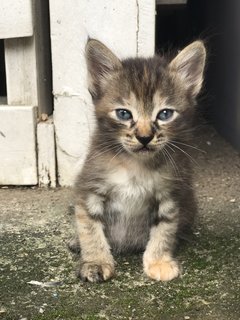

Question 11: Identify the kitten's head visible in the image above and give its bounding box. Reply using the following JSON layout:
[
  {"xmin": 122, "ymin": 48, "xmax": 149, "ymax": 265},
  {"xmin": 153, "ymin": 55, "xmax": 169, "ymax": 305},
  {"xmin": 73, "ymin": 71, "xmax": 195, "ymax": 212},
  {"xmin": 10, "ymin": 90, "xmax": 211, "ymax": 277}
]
[{"xmin": 86, "ymin": 39, "xmax": 206, "ymax": 158}]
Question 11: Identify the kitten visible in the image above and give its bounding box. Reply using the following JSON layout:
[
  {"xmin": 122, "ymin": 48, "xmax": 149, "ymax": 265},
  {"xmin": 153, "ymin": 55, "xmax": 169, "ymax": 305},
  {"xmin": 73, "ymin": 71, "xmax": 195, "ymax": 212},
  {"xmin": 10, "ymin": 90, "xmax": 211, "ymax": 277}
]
[{"xmin": 72, "ymin": 39, "xmax": 206, "ymax": 282}]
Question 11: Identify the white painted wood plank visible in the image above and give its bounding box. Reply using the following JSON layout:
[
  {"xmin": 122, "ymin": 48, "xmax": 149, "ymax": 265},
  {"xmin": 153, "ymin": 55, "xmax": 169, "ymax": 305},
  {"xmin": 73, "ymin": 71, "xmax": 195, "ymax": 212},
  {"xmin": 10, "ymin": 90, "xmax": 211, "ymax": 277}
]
[
  {"xmin": 0, "ymin": 0, "xmax": 33, "ymax": 39},
  {"xmin": 50, "ymin": 0, "xmax": 140, "ymax": 186},
  {"xmin": 5, "ymin": 37, "xmax": 38, "ymax": 106},
  {"xmin": 50, "ymin": 0, "xmax": 137, "ymax": 95},
  {"xmin": 0, "ymin": 106, "xmax": 37, "ymax": 185},
  {"xmin": 37, "ymin": 120, "xmax": 56, "ymax": 187},
  {"xmin": 137, "ymin": 0, "xmax": 155, "ymax": 57},
  {"xmin": 5, "ymin": 2, "xmax": 52, "ymax": 113},
  {"xmin": 53, "ymin": 96, "xmax": 95, "ymax": 186}
]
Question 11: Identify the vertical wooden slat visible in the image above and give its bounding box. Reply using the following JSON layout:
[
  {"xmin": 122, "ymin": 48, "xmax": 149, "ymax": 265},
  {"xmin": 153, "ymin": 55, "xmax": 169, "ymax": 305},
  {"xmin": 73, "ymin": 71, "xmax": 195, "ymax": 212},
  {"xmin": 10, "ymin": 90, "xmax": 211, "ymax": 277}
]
[
  {"xmin": 4, "ymin": 0, "xmax": 52, "ymax": 114},
  {"xmin": 4, "ymin": 37, "xmax": 38, "ymax": 106},
  {"xmin": 37, "ymin": 119, "xmax": 57, "ymax": 187},
  {"xmin": 137, "ymin": 0, "xmax": 155, "ymax": 56}
]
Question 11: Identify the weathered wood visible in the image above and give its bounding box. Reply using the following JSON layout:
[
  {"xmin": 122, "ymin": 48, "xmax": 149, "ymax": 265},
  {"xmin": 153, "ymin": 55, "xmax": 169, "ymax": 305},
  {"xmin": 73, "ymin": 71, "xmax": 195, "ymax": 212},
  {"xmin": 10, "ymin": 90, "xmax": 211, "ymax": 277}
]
[
  {"xmin": 5, "ymin": 1, "xmax": 52, "ymax": 114},
  {"xmin": 4, "ymin": 37, "xmax": 38, "ymax": 106},
  {"xmin": 37, "ymin": 119, "xmax": 56, "ymax": 187},
  {"xmin": 1, "ymin": 1, "xmax": 53, "ymax": 186},
  {"xmin": 0, "ymin": 0, "xmax": 33, "ymax": 39},
  {"xmin": 0, "ymin": 106, "xmax": 38, "ymax": 185},
  {"xmin": 138, "ymin": 0, "xmax": 155, "ymax": 56},
  {"xmin": 53, "ymin": 96, "xmax": 95, "ymax": 186}
]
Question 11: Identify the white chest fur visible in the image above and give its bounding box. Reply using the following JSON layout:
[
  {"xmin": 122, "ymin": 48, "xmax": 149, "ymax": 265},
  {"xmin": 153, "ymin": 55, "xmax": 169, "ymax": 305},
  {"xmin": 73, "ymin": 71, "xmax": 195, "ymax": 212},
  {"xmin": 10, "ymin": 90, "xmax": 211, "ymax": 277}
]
[
  {"xmin": 106, "ymin": 165, "xmax": 161, "ymax": 216},
  {"xmin": 109, "ymin": 167, "xmax": 154, "ymax": 195},
  {"xmin": 105, "ymin": 165, "xmax": 164, "ymax": 250}
]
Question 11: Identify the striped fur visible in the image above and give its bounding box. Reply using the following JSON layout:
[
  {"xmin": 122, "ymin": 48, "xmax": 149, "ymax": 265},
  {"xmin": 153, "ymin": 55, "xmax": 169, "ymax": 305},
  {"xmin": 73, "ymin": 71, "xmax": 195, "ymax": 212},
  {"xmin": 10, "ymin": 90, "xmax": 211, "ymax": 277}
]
[{"xmin": 72, "ymin": 39, "xmax": 206, "ymax": 282}]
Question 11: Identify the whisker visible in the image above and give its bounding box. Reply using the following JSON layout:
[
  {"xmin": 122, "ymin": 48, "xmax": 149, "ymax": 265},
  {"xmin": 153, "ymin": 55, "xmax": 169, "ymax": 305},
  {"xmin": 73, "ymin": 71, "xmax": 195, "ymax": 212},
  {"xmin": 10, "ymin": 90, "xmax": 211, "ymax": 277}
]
[
  {"xmin": 160, "ymin": 148, "xmax": 170, "ymax": 170},
  {"xmin": 88, "ymin": 144, "xmax": 122, "ymax": 161},
  {"xmin": 109, "ymin": 146, "xmax": 125, "ymax": 163},
  {"xmin": 88, "ymin": 145, "xmax": 113, "ymax": 159},
  {"xmin": 163, "ymin": 146, "xmax": 181, "ymax": 179},
  {"xmin": 168, "ymin": 142, "xmax": 199, "ymax": 167},
  {"xmin": 165, "ymin": 144, "xmax": 175, "ymax": 153},
  {"xmin": 170, "ymin": 140, "xmax": 206, "ymax": 153}
]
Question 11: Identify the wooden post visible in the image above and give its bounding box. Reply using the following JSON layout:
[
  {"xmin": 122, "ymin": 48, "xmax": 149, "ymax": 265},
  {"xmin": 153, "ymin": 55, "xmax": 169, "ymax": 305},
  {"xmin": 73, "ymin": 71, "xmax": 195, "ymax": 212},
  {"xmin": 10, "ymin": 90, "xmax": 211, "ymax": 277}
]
[
  {"xmin": 5, "ymin": 37, "xmax": 38, "ymax": 106},
  {"xmin": 1, "ymin": 0, "xmax": 54, "ymax": 186},
  {"xmin": 37, "ymin": 119, "xmax": 57, "ymax": 187},
  {"xmin": 0, "ymin": 106, "xmax": 38, "ymax": 185}
]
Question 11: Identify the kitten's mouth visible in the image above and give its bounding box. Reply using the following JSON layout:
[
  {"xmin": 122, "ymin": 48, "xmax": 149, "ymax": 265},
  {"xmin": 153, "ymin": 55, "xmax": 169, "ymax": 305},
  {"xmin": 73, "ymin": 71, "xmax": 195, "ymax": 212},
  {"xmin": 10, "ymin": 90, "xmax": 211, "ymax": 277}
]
[
  {"xmin": 123, "ymin": 142, "xmax": 157, "ymax": 155},
  {"xmin": 134, "ymin": 146, "xmax": 155, "ymax": 154}
]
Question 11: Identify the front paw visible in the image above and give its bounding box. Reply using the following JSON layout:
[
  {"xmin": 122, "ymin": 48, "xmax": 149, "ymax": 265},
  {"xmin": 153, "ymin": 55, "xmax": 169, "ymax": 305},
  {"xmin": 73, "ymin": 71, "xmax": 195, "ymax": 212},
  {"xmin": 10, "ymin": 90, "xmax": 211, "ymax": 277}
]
[
  {"xmin": 77, "ymin": 262, "xmax": 115, "ymax": 283},
  {"xmin": 143, "ymin": 255, "xmax": 180, "ymax": 281}
]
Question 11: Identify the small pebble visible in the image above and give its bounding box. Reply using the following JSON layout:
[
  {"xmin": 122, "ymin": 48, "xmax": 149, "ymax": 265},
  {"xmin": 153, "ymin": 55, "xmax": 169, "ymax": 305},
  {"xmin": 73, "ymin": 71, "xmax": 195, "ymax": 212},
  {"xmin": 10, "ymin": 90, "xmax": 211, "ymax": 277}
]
[
  {"xmin": 39, "ymin": 308, "xmax": 44, "ymax": 314},
  {"xmin": 0, "ymin": 308, "xmax": 6, "ymax": 314}
]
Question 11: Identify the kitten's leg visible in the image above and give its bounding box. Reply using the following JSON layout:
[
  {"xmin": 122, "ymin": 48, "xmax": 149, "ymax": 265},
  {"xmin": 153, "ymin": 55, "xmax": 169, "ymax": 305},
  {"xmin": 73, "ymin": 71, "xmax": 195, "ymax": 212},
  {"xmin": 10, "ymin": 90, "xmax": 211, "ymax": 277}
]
[
  {"xmin": 143, "ymin": 199, "xmax": 180, "ymax": 281},
  {"xmin": 68, "ymin": 236, "xmax": 80, "ymax": 253},
  {"xmin": 75, "ymin": 205, "xmax": 115, "ymax": 282}
]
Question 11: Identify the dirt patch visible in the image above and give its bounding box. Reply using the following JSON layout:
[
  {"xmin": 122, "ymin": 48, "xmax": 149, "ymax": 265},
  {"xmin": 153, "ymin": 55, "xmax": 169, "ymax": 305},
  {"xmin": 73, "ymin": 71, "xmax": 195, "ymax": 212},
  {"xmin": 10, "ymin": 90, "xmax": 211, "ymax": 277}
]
[{"xmin": 0, "ymin": 126, "xmax": 239, "ymax": 320}]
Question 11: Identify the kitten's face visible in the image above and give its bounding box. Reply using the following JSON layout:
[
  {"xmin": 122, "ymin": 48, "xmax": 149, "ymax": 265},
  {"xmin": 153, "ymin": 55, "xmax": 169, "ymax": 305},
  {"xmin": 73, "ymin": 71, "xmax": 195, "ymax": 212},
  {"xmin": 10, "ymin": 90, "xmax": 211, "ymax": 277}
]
[
  {"xmin": 86, "ymin": 39, "xmax": 206, "ymax": 158},
  {"xmin": 104, "ymin": 89, "xmax": 188, "ymax": 157}
]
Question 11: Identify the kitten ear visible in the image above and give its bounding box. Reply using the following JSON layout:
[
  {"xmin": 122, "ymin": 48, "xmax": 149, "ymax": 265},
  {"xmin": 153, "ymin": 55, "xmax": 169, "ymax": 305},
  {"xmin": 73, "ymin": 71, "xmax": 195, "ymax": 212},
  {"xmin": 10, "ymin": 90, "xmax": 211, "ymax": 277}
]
[
  {"xmin": 85, "ymin": 39, "xmax": 122, "ymax": 98},
  {"xmin": 169, "ymin": 41, "xmax": 206, "ymax": 97}
]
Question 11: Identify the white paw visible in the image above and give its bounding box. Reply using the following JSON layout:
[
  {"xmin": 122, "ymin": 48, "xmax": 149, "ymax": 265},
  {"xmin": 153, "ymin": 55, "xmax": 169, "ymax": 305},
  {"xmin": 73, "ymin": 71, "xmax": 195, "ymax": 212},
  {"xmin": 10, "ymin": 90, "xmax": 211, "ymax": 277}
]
[{"xmin": 144, "ymin": 256, "xmax": 180, "ymax": 281}]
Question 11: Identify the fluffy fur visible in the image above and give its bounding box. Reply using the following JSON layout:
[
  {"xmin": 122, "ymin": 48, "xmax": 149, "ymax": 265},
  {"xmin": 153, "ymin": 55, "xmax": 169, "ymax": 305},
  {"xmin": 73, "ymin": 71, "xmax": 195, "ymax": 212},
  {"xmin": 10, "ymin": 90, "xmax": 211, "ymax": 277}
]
[{"xmin": 71, "ymin": 39, "xmax": 206, "ymax": 282}]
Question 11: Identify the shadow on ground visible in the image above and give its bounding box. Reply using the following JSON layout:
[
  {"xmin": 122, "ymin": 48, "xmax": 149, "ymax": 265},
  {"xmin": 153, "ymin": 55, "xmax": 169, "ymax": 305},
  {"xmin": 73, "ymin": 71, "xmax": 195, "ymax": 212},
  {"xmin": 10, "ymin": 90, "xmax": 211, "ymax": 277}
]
[{"xmin": 0, "ymin": 126, "xmax": 239, "ymax": 320}]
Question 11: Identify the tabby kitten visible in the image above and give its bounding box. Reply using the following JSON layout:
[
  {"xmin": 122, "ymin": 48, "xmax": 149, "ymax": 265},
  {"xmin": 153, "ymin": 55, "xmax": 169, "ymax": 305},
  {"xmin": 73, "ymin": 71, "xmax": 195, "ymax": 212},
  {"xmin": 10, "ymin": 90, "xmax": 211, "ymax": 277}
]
[{"xmin": 72, "ymin": 39, "xmax": 206, "ymax": 282}]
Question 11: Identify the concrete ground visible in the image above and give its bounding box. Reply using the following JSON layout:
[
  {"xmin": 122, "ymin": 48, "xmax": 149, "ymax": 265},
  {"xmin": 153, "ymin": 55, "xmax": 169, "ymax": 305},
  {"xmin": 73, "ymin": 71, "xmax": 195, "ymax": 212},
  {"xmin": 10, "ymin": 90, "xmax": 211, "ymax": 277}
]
[{"xmin": 0, "ymin": 126, "xmax": 239, "ymax": 320}]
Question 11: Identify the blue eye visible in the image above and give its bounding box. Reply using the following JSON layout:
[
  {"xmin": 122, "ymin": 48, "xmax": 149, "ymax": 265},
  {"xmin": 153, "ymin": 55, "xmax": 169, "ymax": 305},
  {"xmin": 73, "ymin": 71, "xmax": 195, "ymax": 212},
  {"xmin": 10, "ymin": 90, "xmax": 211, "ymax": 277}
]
[
  {"xmin": 157, "ymin": 109, "xmax": 174, "ymax": 121},
  {"xmin": 116, "ymin": 109, "xmax": 132, "ymax": 121}
]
